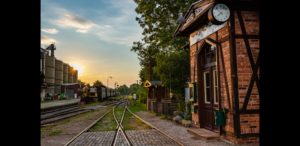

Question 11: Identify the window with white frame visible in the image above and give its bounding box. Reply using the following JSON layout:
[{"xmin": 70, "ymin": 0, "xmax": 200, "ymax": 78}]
[
  {"xmin": 213, "ymin": 69, "xmax": 219, "ymax": 104},
  {"xmin": 204, "ymin": 71, "xmax": 211, "ymax": 104}
]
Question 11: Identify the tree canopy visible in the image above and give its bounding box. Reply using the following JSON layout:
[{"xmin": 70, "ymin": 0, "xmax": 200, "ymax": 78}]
[
  {"xmin": 131, "ymin": 0, "xmax": 194, "ymax": 97},
  {"xmin": 93, "ymin": 80, "xmax": 103, "ymax": 87}
]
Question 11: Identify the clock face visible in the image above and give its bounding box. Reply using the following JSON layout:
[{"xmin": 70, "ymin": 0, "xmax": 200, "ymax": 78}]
[{"xmin": 212, "ymin": 4, "xmax": 230, "ymax": 22}]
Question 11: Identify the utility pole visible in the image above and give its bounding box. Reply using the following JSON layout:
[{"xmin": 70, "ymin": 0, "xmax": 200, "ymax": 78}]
[{"xmin": 107, "ymin": 76, "xmax": 112, "ymax": 88}]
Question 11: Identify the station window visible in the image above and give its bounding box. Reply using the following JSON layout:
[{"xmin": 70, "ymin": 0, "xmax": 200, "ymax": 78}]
[
  {"xmin": 204, "ymin": 71, "xmax": 211, "ymax": 104},
  {"xmin": 213, "ymin": 69, "xmax": 219, "ymax": 104}
]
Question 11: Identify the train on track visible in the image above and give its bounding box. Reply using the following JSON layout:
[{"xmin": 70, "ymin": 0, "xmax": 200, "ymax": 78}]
[{"xmin": 82, "ymin": 84, "xmax": 117, "ymax": 103}]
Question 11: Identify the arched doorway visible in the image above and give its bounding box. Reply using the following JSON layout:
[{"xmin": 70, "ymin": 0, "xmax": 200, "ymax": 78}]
[{"xmin": 197, "ymin": 42, "xmax": 219, "ymax": 131}]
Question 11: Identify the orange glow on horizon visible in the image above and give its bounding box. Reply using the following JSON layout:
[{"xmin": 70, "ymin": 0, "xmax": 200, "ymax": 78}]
[{"xmin": 70, "ymin": 63, "xmax": 84, "ymax": 77}]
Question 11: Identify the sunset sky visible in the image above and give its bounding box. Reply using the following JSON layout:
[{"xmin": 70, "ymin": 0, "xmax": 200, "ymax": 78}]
[{"xmin": 41, "ymin": 0, "xmax": 143, "ymax": 87}]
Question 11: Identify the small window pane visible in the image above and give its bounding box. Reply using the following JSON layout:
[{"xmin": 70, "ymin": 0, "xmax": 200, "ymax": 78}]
[
  {"xmin": 206, "ymin": 87, "xmax": 211, "ymax": 102},
  {"xmin": 205, "ymin": 73, "xmax": 210, "ymax": 87},
  {"xmin": 204, "ymin": 72, "xmax": 211, "ymax": 103}
]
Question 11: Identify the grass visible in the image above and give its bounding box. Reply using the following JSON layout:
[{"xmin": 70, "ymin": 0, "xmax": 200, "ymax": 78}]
[
  {"xmin": 127, "ymin": 95, "xmax": 133, "ymax": 100},
  {"xmin": 88, "ymin": 106, "xmax": 124, "ymax": 131},
  {"xmin": 41, "ymin": 106, "xmax": 112, "ymax": 137},
  {"xmin": 49, "ymin": 129, "xmax": 62, "ymax": 136},
  {"xmin": 88, "ymin": 111, "xmax": 117, "ymax": 131},
  {"xmin": 124, "ymin": 100, "xmax": 150, "ymax": 130},
  {"xmin": 123, "ymin": 112, "xmax": 151, "ymax": 130},
  {"xmin": 160, "ymin": 115, "xmax": 167, "ymax": 120},
  {"xmin": 41, "ymin": 126, "xmax": 63, "ymax": 137},
  {"xmin": 128, "ymin": 100, "xmax": 146, "ymax": 113},
  {"xmin": 89, "ymin": 103, "xmax": 150, "ymax": 131}
]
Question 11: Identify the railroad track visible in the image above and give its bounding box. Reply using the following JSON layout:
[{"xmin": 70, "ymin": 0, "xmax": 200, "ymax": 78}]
[
  {"xmin": 65, "ymin": 99, "xmax": 183, "ymax": 146},
  {"xmin": 41, "ymin": 104, "xmax": 89, "ymax": 125},
  {"xmin": 64, "ymin": 99, "xmax": 126, "ymax": 146},
  {"xmin": 41, "ymin": 99, "xmax": 121, "ymax": 125},
  {"xmin": 111, "ymin": 100, "xmax": 132, "ymax": 146}
]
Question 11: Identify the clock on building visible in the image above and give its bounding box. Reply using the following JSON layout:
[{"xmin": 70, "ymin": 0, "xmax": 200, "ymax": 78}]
[{"xmin": 208, "ymin": 3, "xmax": 230, "ymax": 24}]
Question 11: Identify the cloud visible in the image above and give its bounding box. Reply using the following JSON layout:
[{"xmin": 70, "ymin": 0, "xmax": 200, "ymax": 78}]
[
  {"xmin": 55, "ymin": 13, "xmax": 95, "ymax": 33},
  {"xmin": 41, "ymin": 28, "xmax": 59, "ymax": 34},
  {"xmin": 90, "ymin": 1, "xmax": 143, "ymax": 46},
  {"xmin": 41, "ymin": 36, "xmax": 57, "ymax": 46},
  {"xmin": 43, "ymin": 0, "xmax": 142, "ymax": 46},
  {"xmin": 104, "ymin": 25, "xmax": 112, "ymax": 28}
]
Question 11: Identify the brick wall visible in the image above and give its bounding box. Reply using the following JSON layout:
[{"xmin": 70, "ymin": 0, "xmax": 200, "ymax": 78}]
[
  {"xmin": 228, "ymin": 10, "xmax": 259, "ymax": 144},
  {"xmin": 185, "ymin": 1, "xmax": 259, "ymax": 143}
]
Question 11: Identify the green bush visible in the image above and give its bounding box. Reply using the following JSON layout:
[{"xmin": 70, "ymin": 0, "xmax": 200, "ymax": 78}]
[
  {"xmin": 176, "ymin": 94, "xmax": 185, "ymax": 113},
  {"xmin": 183, "ymin": 101, "xmax": 192, "ymax": 120}
]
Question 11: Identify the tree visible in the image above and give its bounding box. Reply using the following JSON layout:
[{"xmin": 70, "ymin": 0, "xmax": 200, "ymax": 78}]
[
  {"xmin": 93, "ymin": 80, "xmax": 103, "ymax": 87},
  {"xmin": 154, "ymin": 49, "xmax": 189, "ymax": 97},
  {"xmin": 131, "ymin": 42, "xmax": 160, "ymax": 81},
  {"xmin": 132, "ymin": 0, "xmax": 193, "ymax": 81},
  {"xmin": 133, "ymin": 0, "xmax": 194, "ymax": 51},
  {"xmin": 132, "ymin": 0, "xmax": 194, "ymax": 110},
  {"xmin": 117, "ymin": 84, "xmax": 130, "ymax": 95},
  {"xmin": 128, "ymin": 83, "xmax": 147, "ymax": 104}
]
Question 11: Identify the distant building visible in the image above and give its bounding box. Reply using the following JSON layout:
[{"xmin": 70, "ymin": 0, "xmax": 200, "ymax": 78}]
[
  {"xmin": 40, "ymin": 44, "xmax": 79, "ymax": 101},
  {"xmin": 144, "ymin": 80, "xmax": 177, "ymax": 115}
]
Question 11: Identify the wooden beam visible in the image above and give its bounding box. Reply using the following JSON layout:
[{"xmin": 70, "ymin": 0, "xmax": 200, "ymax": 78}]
[
  {"xmin": 241, "ymin": 56, "xmax": 260, "ymax": 112},
  {"xmin": 236, "ymin": 11, "xmax": 255, "ymax": 73},
  {"xmin": 217, "ymin": 36, "xmax": 230, "ymax": 44},
  {"xmin": 205, "ymin": 37, "xmax": 218, "ymax": 46},
  {"xmin": 236, "ymin": 11, "xmax": 260, "ymax": 91},
  {"xmin": 229, "ymin": 10, "xmax": 241, "ymax": 137},
  {"xmin": 218, "ymin": 43, "xmax": 232, "ymax": 112},
  {"xmin": 216, "ymin": 32, "xmax": 224, "ymax": 135},
  {"xmin": 236, "ymin": 11, "xmax": 260, "ymax": 113}
]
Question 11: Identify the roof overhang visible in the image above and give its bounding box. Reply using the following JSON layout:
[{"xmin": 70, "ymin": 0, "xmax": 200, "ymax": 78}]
[
  {"xmin": 174, "ymin": 0, "xmax": 215, "ymax": 37},
  {"xmin": 61, "ymin": 83, "xmax": 79, "ymax": 86}
]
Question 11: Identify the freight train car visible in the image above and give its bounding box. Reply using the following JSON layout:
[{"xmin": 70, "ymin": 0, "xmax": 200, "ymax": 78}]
[
  {"xmin": 101, "ymin": 87, "xmax": 107, "ymax": 99},
  {"xmin": 106, "ymin": 88, "xmax": 111, "ymax": 97},
  {"xmin": 95, "ymin": 85, "xmax": 107, "ymax": 101}
]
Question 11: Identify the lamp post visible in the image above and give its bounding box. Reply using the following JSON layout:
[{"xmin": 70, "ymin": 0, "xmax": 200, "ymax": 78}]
[{"xmin": 107, "ymin": 76, "xmax": 112, "ymax": 88}]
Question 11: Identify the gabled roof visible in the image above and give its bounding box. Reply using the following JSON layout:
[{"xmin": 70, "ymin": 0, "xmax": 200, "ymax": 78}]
[{"xmin": 174, "ymin": 0, "xmax": 214, "ymax": 37}]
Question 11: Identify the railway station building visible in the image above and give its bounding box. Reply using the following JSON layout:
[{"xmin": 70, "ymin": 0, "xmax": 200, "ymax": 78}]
[{"xmin": 175, "ymin": 0, "xmax": 260, "ymax": 144}]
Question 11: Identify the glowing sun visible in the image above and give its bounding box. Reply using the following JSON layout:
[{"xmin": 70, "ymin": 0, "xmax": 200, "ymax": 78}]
[{"xmin": 70, "ymin": 63, "xmax": 84, "ymax": 76}]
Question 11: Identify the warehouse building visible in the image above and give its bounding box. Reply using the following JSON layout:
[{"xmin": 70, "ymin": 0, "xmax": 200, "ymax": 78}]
[{"xmin": 40, "ymin": 44, "xmax": 79, "ymax": 101}]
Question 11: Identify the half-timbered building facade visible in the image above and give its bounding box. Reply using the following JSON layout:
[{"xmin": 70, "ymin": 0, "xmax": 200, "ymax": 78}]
[{"xmin": 175, "ymin": 0, "xmax": 259, "ymax": 144}]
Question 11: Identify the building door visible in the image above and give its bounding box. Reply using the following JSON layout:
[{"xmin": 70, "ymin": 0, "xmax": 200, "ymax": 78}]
[{"xmin": 198, "ymin": 43, "xmax": 219, "ymax": 131}]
